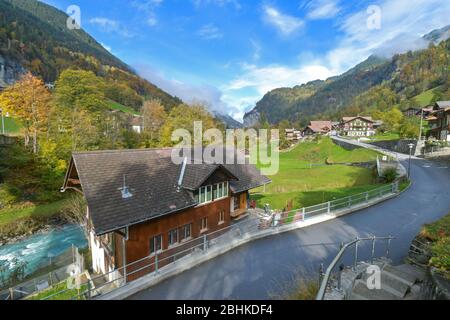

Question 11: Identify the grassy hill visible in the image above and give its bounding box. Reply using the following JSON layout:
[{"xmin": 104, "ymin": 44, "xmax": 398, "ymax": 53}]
[
  {"xmin": 252, "ymin": 137, "xmax": 382, "ymax": 209},
  {"xmin": 107, "ymin": 100, "xmax": 140, "ymax": 116}
]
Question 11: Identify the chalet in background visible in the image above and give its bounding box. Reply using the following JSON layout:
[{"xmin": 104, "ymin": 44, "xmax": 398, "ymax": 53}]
[
  {"xmin": 62, "ymin": 148, "xmax": 270, "ymax": 281},
  {"xmin": 403, "ymin": 107, "xmax": 420, "ymax": 118},
  {"xmin": 339, "ymin": 116, "xmax": 376, "ymax": 137},
  {"xmin": 303, "ymin": 121, "xmax": 333, "ymax": 136},
  {"xmin": 427, "ymin": 101, "xmax": 450, "ymax": 141},
  {"xmin": 285, "ymin": 128, "xmax": 302, "ymax": 141}
]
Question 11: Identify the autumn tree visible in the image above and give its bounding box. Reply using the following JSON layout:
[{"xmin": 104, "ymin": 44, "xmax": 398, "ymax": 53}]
[
  {"xmin": 160, "ymin": 103, "xmax": 219, "ymax": 146},
  {"xmin": 141, "ymin": 99, "xmax": 167, "ymax": 144},
  {"xmin": 0, "ymin": 72, "xmax": 51, "ymax": 153}
]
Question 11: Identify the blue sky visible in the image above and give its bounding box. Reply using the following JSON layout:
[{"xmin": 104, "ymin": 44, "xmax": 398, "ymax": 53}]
[{"xmin": 41, "ymin": 0, "xmax": 450, "ymax": 121}]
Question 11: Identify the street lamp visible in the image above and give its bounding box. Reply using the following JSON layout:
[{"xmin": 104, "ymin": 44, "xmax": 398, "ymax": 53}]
[{"xmin": 408, "ymin": 143, "xmax": 415, "ymax": 179}]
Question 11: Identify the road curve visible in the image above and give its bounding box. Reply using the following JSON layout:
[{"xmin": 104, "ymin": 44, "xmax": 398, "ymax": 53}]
[{"xmin": 129, "ymin": 157, "xmax": 450, "ymax": 300}]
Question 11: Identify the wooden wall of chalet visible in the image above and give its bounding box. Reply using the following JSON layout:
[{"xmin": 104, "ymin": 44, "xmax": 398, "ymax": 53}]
[{"xmin": 125, "ymin": 196, "xmax": 232, "ymax": 281}]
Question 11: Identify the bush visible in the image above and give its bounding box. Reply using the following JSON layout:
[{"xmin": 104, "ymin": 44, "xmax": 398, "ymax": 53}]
[
  {"xmin": 0, "ymin": 185, "xmax": 21, "ymax": 208},
  {"xmin": 382, "ymin": 168, "xmax": 398, "ymax": 183}
]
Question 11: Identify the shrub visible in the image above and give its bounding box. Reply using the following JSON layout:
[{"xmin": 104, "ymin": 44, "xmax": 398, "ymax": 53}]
[{"xmin": 382, "ymin": 168, "xmax": 398, "ymax": 183}]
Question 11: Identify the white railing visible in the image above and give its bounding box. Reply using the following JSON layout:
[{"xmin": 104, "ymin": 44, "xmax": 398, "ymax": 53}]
[{"xmin": 35, "ymin": 182, "xmax": 399, "ymax": 300}]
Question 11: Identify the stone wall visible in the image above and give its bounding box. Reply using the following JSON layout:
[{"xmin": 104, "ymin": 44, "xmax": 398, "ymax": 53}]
[
  {"xmin": 369, "ymin": 139, "xmax": 418, "ymax": 155},
  {"xmin": 0, "ymin": 135, "xmax": 16, "ymax": 146}
]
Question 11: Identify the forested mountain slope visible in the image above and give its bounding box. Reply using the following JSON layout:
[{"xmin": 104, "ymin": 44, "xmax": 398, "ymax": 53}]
[
  {"xmin": 0, "ymin": 0, "xmax": 182, "ymax": 111},
  {"xmin": 244, "ymin": 26, "xmax": 450, "ymax": 126}
]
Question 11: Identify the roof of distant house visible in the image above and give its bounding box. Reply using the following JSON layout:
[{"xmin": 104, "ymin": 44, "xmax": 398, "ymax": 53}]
[
  {"xmin": 342, "ymin": 116, "xmax": 374, "ymax": 123},
  {"xmin": 63, "ymin": 148, "xmax": 271, "ymax": 235},
  {"xmin": 436, "ymin": 101, "xmax": 450, "ymax": 109},
  {"xmin": 307, "ymin": 121, "xmax": 332, "ymax": 133}
]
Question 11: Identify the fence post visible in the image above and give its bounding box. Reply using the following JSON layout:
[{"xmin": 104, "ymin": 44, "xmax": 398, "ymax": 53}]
[
  {"xmin": 353, "ymin": 238, "xmax": 359, "ymax": 271},
  {"xmin": 87, "ymin": 279, "xmax": 91, "ymax": 299},
  {"xmin": 318, "ymin": 263, "xmax": 324, "ymax": 287},
  {"xmin": 203, "ymin": 234, "xmax": 207, "ymax": 252},
  {"xmin": 365, "ymin": 192, "xmax": 369, "ymax": 202},
  {"xmin": 327, "ymin": 201, "xmax": 331, "ymax": 214},
  {"xmin": 371, "ymin": 237, "xmax": 376, "ymax": 264},
  {"xmin": 348, "ymin": 196, "xmax": 352, "ymax": 207},
  {"xmin": 155, "ymin": 254, "xmax": 159, "ymax": 274},
  {"xmin": 386, "ymin": 237, "xmax": 392, "ymax": 259},
  {"xmin": 302, "ymin": 207, "xmax": 306, "ymax": 221},
  {"xmin": 337, "ymin": 264, "xmax": 345, "ymax": 290}
]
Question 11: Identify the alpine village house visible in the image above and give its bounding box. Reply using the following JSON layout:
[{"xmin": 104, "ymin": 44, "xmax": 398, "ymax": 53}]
[
  {"xmin": 340, "ymin": 116, "xmax": 376, "ymax": 137},
  {"xmin": 62, "ymin": 148, "xmax": 270, "ymax": 282}
]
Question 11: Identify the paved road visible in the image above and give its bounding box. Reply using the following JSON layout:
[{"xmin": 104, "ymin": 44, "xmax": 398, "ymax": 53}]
[{"xmin": 129, "ymin": 157, "xmax": 450, "ymax": 300}]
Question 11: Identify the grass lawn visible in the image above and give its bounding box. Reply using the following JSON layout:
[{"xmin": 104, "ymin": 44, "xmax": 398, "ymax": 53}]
[
  {"xmin": 367, "ymin": 132, "xmax": 400, "ymax": 142},
  {"xmin": 27, "ymin": 281, "xmax": 88, "ymax": 300},
  {"xmin": 0, "ymin": 199, "xmax": 68, "ymax": 226},
  {"xmin": 252, "ymin": 137, "xmax": 382, "ymax": 210},
  {"xmin": 1, "ymin": 117, "xmax": 21, "ymax": 135},
  {"xmin": 413, "ymin": 87, "xmax": 441, "ymax": 107},
  {"xmin": 107, "ymin": 100, "xmax": 140, "ymax": 116}
]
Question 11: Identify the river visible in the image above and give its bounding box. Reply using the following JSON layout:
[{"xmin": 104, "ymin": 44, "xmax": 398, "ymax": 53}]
[{"xmin": 0, "ymin": 224, "xmax": 87, "ymax": 279}]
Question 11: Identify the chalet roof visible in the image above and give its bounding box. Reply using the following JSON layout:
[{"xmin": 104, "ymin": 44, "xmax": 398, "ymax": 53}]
[
  {"xmin": 436, "ymin": 101, "xmax": 450, "ymax": 109},
  {"xmin": 63, "ymin": 148, "xmax": 271, "ymax": 235},
  {"xmin": 342, "ymin": 116, "xmax": 374, "ymax": 123},
  {"xmin": 308, "ymin": 121, "xmax": 332, "ymax": 133}
]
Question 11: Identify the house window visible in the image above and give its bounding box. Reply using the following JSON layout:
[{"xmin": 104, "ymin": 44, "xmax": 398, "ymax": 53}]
[
  {"xmin": 218, "ymin": 210, "xmax": 225, "ymax": 225},
  {"xmin": 168, "ymin": 229, "xmax": 178, "ymax": 247},
  {"xmin": 150, "ymin": 234, "xmax": 163, "ymax": 255},
  {"xmin": 180, "ymin": 224, "xmax": 192, "ymax": 242},
  {"xmin": 196, "ymin": 182, "xmax": 229, "ymax": 205},
  {"xmin": 200, "ymin": 217, "xmax": 208, "ymax": 232}
]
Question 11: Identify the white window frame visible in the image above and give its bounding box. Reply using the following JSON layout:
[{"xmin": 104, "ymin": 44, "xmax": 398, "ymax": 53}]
[
  {"xmin": 180, "ymin": 223, "xmax": 192, "ymax": 243},
  {"xmin": 218, "ymin": 210, "xmax": 225, "ymax": 225},
  {"xmin": 150, "ymin": 234, "xmax": 163, "ymax": 255},
  {"xmin": 168, "ymin": 229, "xmax": 178, "ymax": 248},
  {"xmin": 200, "ymin": 217, "xmax": 208, "ymax": 233}
]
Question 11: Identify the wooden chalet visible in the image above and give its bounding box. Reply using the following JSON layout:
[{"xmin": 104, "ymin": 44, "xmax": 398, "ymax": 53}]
[{"xmin": 62, "ymin": 148, "xmax": 270, "ymax": 281}]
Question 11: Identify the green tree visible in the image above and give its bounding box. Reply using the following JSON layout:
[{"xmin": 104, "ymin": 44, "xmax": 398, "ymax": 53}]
[{"xmin": 54, "ymin": 69, "xmax": 108, "ymax": 151}]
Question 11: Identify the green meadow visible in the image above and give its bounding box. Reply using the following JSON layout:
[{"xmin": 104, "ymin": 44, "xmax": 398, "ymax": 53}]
[{"xmin": 252, "ymin": 137, "xmax": 383, "ymax": 210}]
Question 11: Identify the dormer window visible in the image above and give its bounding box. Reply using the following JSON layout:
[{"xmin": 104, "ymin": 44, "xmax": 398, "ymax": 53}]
[{"xmin": 195, "ymin": 181, "xmax": 229, "ymax": 205}]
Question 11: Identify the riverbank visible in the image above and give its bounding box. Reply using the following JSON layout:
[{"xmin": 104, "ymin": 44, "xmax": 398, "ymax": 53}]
[{"xmin": 0, "ymin": 211, "xmax": 69, "ymax": 246}]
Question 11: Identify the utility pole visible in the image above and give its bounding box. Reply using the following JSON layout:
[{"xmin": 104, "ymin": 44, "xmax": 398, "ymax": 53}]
[
  {"xmin": 0, "ymin": 108, "xmax": 4, "ymax": 135},
  {"xmin": 418, "ymin": 109, "xmax": 424, "ymax": 141}
]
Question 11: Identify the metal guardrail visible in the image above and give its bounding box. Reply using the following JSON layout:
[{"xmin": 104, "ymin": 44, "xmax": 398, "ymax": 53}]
[
  {"xmin": 34, "ymin": 182, "xmax": 399, "ymax": 300},
  {"xmin": 315, "ymin": 236, "xmax": 395, "ymax": 300}
]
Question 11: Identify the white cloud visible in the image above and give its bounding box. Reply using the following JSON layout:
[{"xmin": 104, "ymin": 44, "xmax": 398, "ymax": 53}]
[
  {"xmin": 100, "ymin": 42, "xmax": 112, "ymax": 52},
  {"xmin": 89, "ymin": 18, "xmax": 134, "ymax": 37},
  {"xmin": 197, "ymin": 24, "xmax": 223, "ymax": 40},
  {"xmin": 225, "ymin": 63, "xmax": 333, "ymax": 95},
  {"xmin": 250, "ymin": 39, "xmax": 261, "ymax": 61},
  {"xmin": 262, "ymin": 5, "xmax": 304, "ymax": 36},
  {"xmin": 135, "ymin": 64, "xmax": 243, "ymax": 121},
  {"xmin": 131, "ymin": 0, "xmax": 163, "ymax": 27},
  {"xmin": 302, "ymin": 0, "xmax": 341, "ymax": 20},
  {"xmin": 328, "ymin": 0, "xmax": 450, "ymax": 73}
]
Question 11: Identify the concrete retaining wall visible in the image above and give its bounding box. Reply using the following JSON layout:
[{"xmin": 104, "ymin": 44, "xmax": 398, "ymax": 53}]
[{"xmin": 369, "ymin": 140, "xmax": 417, "ymax": 155}]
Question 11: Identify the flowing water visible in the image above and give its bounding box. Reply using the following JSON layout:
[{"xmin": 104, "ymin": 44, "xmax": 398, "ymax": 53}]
[{"xmin": 0, "ymin": 224, "xmax": 87, "ymax": 279}]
